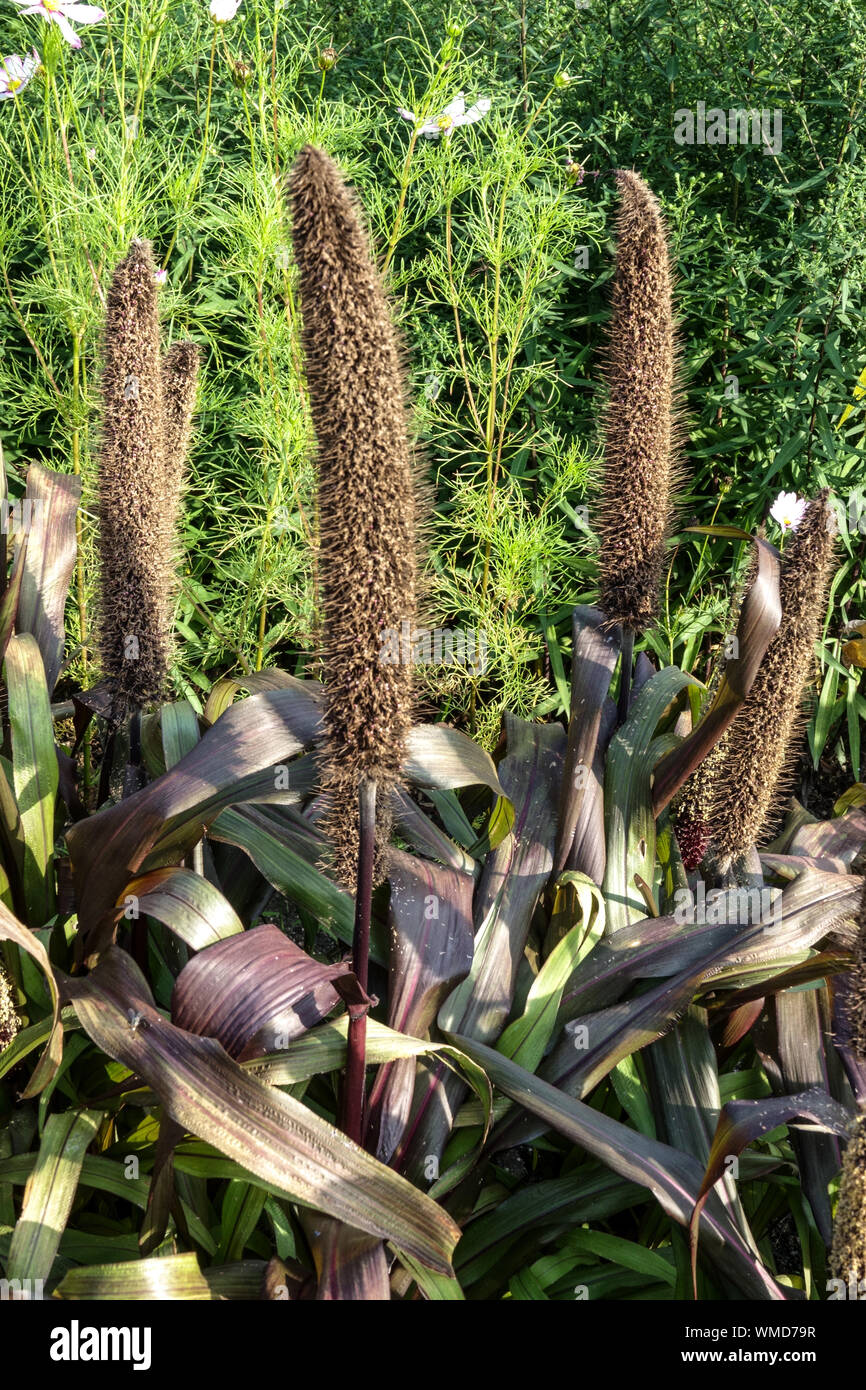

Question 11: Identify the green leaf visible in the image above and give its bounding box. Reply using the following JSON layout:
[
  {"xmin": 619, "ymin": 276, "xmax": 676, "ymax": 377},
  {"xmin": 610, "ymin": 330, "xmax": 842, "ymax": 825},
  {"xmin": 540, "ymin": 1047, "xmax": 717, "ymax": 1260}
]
[
  {"xmin": 603, "ymin": 667, "xmax": 690, "ymax": 931},
  {"xmin": 498, "ymin": 871, "xmax": 604, "ymax": 1073},
  {"xmin": 54, "ymin": 1252, "xmax": 212, "ymax": 1300},
  {"xmin": 124, "ymin": 867, "xmax": 245, "ymax": 951},
  {"xmin": 7, "ymin": 1110, "xmax": 102, "ymax": 1283},
  {"xmin": 209, "ymin": 805, "xmax": 359, "ymax": 952},
  {"xmin": 160, "ymin": 700, "xmax": 202, "ymax": 768},
  {"xmin": 4, "ymin": 633, "xmax": 58, "ymax": 924},
  {"xmin": 403, "ymin": 723, "xmax": 514, "ymax": 845},
  {"xmin": 0, "ymin": 901, "xmax": 64, "ymax": 1094},
  {"xmin": 448, "ymin": 1035, "xmax": 786, "ymax": 1300}
]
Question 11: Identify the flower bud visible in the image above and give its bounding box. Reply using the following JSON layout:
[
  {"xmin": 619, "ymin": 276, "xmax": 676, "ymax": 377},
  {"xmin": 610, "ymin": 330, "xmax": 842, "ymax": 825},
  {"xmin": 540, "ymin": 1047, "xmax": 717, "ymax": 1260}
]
[
  {"xmin": 554, "ymin": 70, "xmax": 573, "ymax": 89},
  {"xmin": 317, "ymin": 46, "xmax": 338, "ymax": 72},
  {"xmin": 230, "ymin": 56, "xmax": 253, "ymax": 87}
]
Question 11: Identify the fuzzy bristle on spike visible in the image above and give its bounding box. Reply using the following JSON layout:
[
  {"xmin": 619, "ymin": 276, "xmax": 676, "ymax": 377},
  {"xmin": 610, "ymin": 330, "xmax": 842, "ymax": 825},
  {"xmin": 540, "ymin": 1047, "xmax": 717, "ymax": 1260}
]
[
  {"xmin": 845, "ymin": 880, "xmax": 866, "ymax": 1064},
  {"xmin": 0, "ymin": 962, "xmax": 18, "ymax": 1051},
  {"xmin": 161, "ymin": 341, "xmax": 200, "ymax": 490},
  {"xmin": 96, "ymin": 241, "xmax": 197, "ymax": 722},
  {"xmin": 598, "ymin": 170, "xmax": 681, "ymax": 634},
  {"xmin": 830, "ymin": 1115, "xmax": 866, "ymax": 1286},
  {"xmin": 684, "ymin": 492, "xmax": 836, "ymax": 871},
  {"xmin": 289, "ymin": 146, "xmax": 416, "ymax": 887}
]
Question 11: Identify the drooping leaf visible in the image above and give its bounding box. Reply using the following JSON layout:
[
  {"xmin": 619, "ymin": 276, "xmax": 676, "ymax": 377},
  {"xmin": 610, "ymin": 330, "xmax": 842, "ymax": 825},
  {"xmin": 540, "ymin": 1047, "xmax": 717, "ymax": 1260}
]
[
  {"xmin": 171, "ymin": 923, "xmax": 356, "ymax": 1060},
  {"xmin": 402, "ymin": 723, "xmax": 513, "ymax": 848},
  {"xmin": 785, "ymin": 808, "xmax": 866, "ymax": 871},
  {"xmin": 688, "ymin": 1087, "xmax": 852, "ymax": 1291},
  {"xmin": 500, "ymin": 868, "xmax": 862, "ymax": 1150},
  {"xmin": 0, "ymin": 900, "xmax": 63, "ymax": 1094},
  {"xmin": 60, "ymin": 948, "xmax": 460, "ymax": 1274},
  {"xmin": 66, "ymin": 688, "xmax": 323, "ymax": 960},
  {"xmin": 202, "ymin": 669, "xmax": 324, "ymax": 730},
  {"xmin": 391, "ymin": 787, "xmax": 477, "ymax": 874},
  {"xmin": 121, "ymin": 867, "xmax": 245, "ymax": 951}
]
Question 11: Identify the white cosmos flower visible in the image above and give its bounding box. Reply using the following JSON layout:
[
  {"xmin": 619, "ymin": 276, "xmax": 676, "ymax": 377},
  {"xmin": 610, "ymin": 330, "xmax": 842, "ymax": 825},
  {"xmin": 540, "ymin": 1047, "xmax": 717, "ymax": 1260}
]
[
  {"xmin": 769, "ymin": 491, "xmax": 808, "ymax": 532},
  {"xmin": 209, "ymin": 0, "xmax": 240, "ymax": 20},
  {"xmin": 10, "ymin": 0, "xmax": 105, "ymax": 50},
  {"xmin": 0, "ymin": 49, "xmax": 40, "ymax": 99},
  {"xmin": 397, "ymin": 92, "xmax": 492, "ymax": 141}
]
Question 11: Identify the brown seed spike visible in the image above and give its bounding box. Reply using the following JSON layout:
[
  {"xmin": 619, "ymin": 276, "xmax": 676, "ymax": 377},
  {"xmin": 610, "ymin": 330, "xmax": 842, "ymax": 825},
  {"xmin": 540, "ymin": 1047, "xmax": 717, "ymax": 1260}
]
[
  {"xmin": 691, "ymin": 492, "xmax": 837, "ymax": 871},
  {"xmin": 598, "ymin": 170, "xmax": 681, "ymax": 633},
  {"xmin": 830, "ymin": 1115, "xmax": 866, "ymax": 1286},
  {"xmin": 97, "ymin": 239, "xmax": 172, "ymax": 721},
  {"xmin": 162, "ymin": 342, "xmax": 200, "ymax": 493},
  {"xmin": 846, "ymin": 881, "xmax": 866, "ymax": 1063},
  {"xmin": 289, "ymin": 146, "xmax": 416, "ymax": 887},
  {"xmin": 0, "ymin": 962, "xmax": 18, "ymax": 1051}
]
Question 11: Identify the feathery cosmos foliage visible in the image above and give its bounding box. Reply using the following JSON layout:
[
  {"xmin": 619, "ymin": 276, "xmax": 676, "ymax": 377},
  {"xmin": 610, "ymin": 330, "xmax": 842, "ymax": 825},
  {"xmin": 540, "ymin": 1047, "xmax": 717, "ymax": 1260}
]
[
  {"xmin": 831, "ymin": 1116, "xmax": 866, "ymax": 1284},
  {"xmin": 96, "ymin": 241, "xmax": 198, "ymax": 721},
  {"xmin": 289, "ymin": 146, "xmax": 416, "ymax": 887},
  {"xmin": 682, "ymin": 493, "xmax": 836, "ymax": 871},
  {"xmin": 598, "ymin": 169, "xmax": 680, "ymax": 634}
]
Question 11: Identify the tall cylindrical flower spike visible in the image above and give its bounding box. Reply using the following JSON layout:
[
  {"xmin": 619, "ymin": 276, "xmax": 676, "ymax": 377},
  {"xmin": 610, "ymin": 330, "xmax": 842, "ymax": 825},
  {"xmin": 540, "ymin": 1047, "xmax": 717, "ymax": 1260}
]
[
  {"xmin": 96, "ymin": 239, "xmax": 171, "ymax": 721},
  {"xmin": 846, "ymin": 881, "xmax": 866, "ymax": 1063},
  {"xmin": 289, "ymin": 145, "xmax": 416, "ymax": 889},
  {"xmin": 685, "ymin": 493, "xmax": 836, "ymax": 872},
  {"xmin": 830, "ymin": 1115, "xmax": 866, "ymax": 1286},
  {"xmin": 161, "ymin": 342, "xmax": 200, "ymax": 492},
  {"xmin": 598, "ymin": 170, "xmax": 680, "ymax": 637},
  {"xmin": 158, "ymin": 339, "xmax": 200, "ymax": 582}
]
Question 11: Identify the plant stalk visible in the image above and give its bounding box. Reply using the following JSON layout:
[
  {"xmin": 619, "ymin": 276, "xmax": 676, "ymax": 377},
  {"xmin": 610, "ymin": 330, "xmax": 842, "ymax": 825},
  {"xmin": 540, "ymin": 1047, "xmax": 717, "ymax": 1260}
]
[
  {"xmin": 340, "ymin": 776, "xmax": 377, "ymax": 1146},
  {"xmin": 617, "ymin": 626, "xmax": 634, "ymax": 725}
]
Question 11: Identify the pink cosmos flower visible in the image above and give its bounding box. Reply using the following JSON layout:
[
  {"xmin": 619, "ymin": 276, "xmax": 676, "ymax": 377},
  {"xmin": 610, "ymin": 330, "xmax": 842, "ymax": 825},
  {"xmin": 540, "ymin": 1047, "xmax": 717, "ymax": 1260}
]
[
  {"xmin": 0, "ymin": 49, "xmax": 40, "ymax": 99},
  {"xmin": 10, "ymin": 0, "xmax": 106, "ymax": 51}
]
